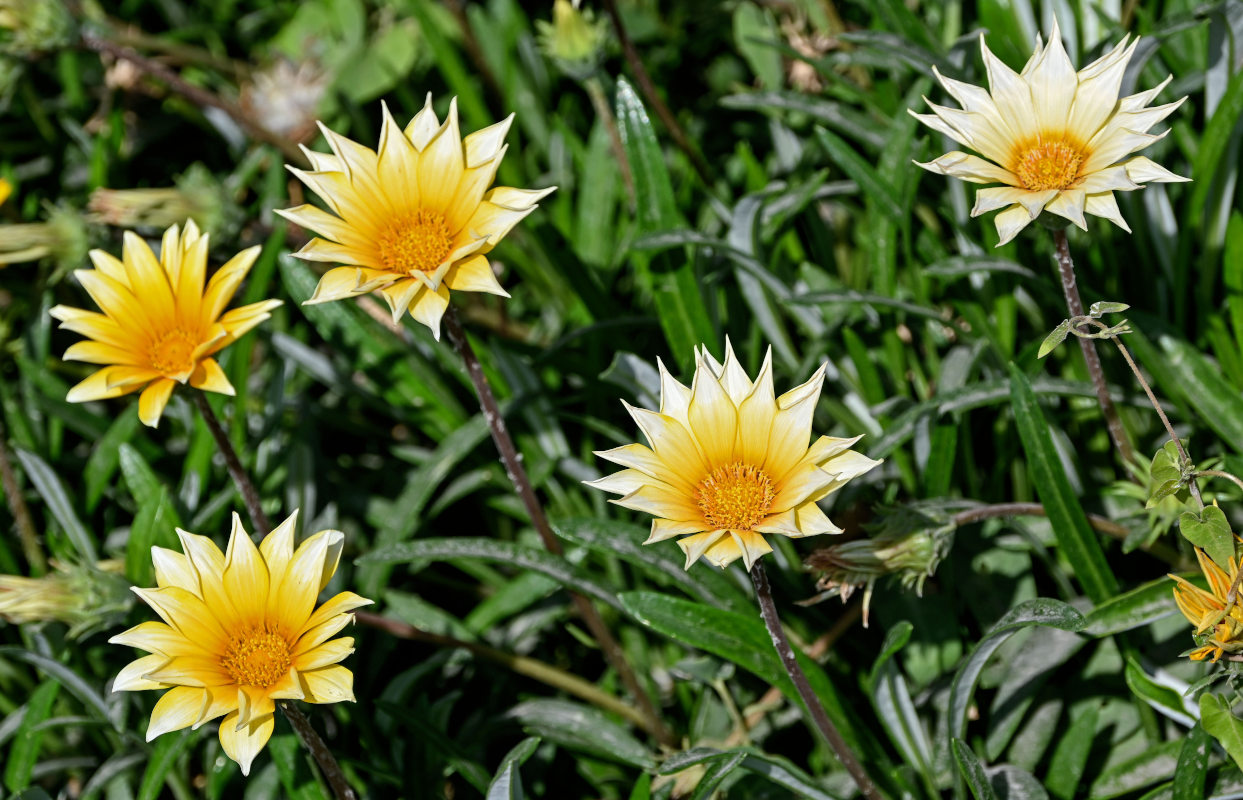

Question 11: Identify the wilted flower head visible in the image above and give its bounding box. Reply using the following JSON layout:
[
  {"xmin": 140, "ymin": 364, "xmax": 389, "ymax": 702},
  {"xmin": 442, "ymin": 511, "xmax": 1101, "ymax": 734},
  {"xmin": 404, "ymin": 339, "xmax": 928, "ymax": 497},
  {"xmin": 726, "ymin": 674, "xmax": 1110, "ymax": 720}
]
[
  {"xmin": 110, "ymin": 511, "xmax": 372, "ymax": 775},
  {"xmin": 911, "ymin": 21, "xmax": 1188, "ymax": 245},
  {"xmin": 278, "ymin": 96, "xmax": 554, "ymax": 338},
  {"xmin": 1171, "ymin": 548, "xmax": 1243, "ymax": 663},
  {"xmin": 587, "ymin": 342, "xmax": 880, "ymax": 570},
  {"xmin": 240, "ymin": 58, "xmax": 329, "ymax": 144},
  {"xmin": 537, "ymin": 0, "xmax": 609, "ymax": 81},
  {"xmin": 0, "ymin": 560, "xmax": 131, "ymax": 637},
  {"xmin": 88, "ymin": 164, "xmax": 241, "ymax": 240},
  {"xmin": 50, "ymin": 220, "xmax": 282, "ymax": 427}
]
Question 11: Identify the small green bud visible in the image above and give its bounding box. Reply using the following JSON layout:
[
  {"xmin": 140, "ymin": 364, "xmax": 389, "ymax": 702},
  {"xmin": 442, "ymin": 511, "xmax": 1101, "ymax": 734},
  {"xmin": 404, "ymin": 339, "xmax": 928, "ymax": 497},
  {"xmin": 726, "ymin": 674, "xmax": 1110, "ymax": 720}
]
[
  {"xmin": 0, "ymin": 201, "xmax": 90, "ymax": 272},
  {"xmin": 537, "ymin": 0, "xmax": 609, "ymax": 82},
  {"xmin": 0, "ymin": 0, "xmax": 74, "ymax": 58}
]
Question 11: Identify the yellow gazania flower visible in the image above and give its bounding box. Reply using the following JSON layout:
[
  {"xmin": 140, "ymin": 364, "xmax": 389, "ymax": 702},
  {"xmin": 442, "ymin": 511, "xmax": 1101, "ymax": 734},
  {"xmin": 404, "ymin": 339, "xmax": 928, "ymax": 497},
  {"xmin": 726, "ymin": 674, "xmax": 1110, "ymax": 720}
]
[
  {"xmin": 1170, "ymin": 548, "xmax": 1243, "ymax": 663},
  {"xmin": 277, "ymin": 95, "xmax": 555, "ymax": 339},
  {"xmin": 110, "ymin": 511, "xmax": 372, "ymax": 775},
  {"xmin": 49, "ymin": 221, "xmax": 282, "ymax": 428},
  {"xmin": 587, "ymin": 343, "xmax": 880, "ymax": 570},
  {"xmin": 911, "ymin": 21, "xmax": 1188, "ymax": 246}
]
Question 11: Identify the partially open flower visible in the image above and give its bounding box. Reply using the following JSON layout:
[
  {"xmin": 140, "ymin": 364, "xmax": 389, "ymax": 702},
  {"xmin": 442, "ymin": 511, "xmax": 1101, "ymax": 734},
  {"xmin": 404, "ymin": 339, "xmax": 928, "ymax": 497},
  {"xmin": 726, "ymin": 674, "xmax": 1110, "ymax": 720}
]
[
  {"xmin": 1171, "ymin": 548, "xmax": 1243, "ymax": 663},
  {"xmin": 911, "ymin": 21, "xmax": 1188, "ymax": 245},
  {"xmin": 88, "ymin": 163, "xmax": 241, "ymax": 240},
  {"xmin": 587, "ymin": 342, "xmax": 880, "ymax": 570}
]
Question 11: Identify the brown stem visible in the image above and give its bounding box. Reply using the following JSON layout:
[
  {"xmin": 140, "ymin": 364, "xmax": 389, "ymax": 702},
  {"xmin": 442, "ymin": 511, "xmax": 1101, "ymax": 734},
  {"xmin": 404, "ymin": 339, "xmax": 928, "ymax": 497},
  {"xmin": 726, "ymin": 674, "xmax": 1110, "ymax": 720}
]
[
  {"xmin": 1052, "ymin": 229, "xmax": 1134, "ymax": 465},
  {"xmin": 279, "ymin": 702, "xmax": 357, "ymax": 800},
  {"xmin": 355, "ymin": 610, "xmax": 651, "ymax": 733},
  {"xmin": 192, "ymin": 392, "xmax": 272, "ymax": 535},
  {"xmin": 79, "ymin": 33, "xmax": 309, "ymax": 167},
  {"xmin": 583, "ymin": 76, "xmax": 636, "ymax": 208},
  {"xmin": 0, "ymin": 428, "xmax": 44, "ymax": 574},
  {"xmin": 600, "ymin": 0, "xmax": 712, "ymax": 184},
  {"xmin": 952, "ymin": 501, "xmax": 1184, "ymax": 567},
  {"xmin": 441, "ymin": 308, "xmax": 675, "ymax": 748},
  {"xmin": 750, "ymin": 562, "xmax": 882, "ymax": 800}
]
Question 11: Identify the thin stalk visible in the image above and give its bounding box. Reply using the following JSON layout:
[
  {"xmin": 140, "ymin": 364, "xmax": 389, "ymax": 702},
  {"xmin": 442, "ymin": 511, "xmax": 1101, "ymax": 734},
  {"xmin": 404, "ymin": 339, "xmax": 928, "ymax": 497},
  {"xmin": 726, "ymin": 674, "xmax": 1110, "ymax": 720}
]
[
  {"xmin": 583, "ymin": 76, "xmax": 635, "ymax": 207},
  {"xmin": 749, "ymin": 562, "xmax": 882, "ymax": 800},
  {"xmin": 355, "ymin": 610, "xmax": 651, "ymax": 734},
  {"xmin": 441, "ymin": 308, "xmax": 676, "ymax": 747},
  {"xmin": 1052, "ymin": 229, "xmax": 1134, "ymax": 465},
  {"xmin": 1196, "ymin": 470, "xmax": 1243, "ymax": 494},
  {"xmin": 279, "ymin": 702, "xmax": 358, "ymax": 800},
  {"xmin": 192, "ymin": 392, "xmax": 272, "ymax": 535},
  {"xmin": 0, "ymin": 428, "xmax": 44, "ymax": 574}
]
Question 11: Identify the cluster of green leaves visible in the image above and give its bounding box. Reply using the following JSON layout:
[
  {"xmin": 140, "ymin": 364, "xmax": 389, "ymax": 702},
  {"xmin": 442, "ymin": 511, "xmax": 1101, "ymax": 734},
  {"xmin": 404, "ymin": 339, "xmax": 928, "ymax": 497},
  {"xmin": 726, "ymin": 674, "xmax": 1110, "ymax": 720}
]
[{"xmin": 2, "ymin": 0, "xmax": 1243, "ymax": 797}]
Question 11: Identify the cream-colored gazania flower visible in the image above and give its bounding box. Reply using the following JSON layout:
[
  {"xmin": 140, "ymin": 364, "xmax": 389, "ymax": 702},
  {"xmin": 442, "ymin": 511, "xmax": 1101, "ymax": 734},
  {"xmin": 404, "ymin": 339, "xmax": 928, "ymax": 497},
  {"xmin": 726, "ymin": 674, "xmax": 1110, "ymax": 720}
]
[
  {"xmin": 110, "ymin": 511, "xmax": 372, "ymax": 775},
  {"xmin": 49, "ymin": 221, "xmax": 282, "ymax": 427},
  {"xmin": 587, "ymin": 343, "xmax": 880, "ymax": 570},
  {"xmin": 911, "ymin": 21, "xmax": 1188, "ymax": 246},
  {"xmin": 1170, "ymin": 548, "xmax": 1243, "ymax": 663},
  {"xmin": 277, "ymin": 95, "xmax": 555, "ymax": 338}
]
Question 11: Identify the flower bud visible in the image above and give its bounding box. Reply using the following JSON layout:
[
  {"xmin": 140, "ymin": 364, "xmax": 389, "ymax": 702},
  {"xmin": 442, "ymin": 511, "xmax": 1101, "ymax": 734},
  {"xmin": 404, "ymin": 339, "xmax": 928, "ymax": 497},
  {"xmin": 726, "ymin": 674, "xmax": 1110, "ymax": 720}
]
[{"xmin": 537, "ymin": 0, "xmax": 609, "ymax": 82}]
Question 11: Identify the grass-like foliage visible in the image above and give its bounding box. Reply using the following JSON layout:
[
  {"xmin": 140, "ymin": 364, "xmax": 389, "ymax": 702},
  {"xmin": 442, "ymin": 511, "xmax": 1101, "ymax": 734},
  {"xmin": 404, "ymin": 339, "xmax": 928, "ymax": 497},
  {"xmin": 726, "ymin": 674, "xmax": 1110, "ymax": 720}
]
[{"xmin": 1, "ymin": 0, "xmax": 1242, "ymax": 798}]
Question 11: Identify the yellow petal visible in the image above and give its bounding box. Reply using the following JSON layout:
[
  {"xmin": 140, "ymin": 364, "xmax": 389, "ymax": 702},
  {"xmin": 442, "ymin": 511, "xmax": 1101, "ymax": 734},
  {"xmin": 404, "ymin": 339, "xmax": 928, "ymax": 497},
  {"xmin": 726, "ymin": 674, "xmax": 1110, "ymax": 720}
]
[
  {"xmin": 223, "ymin": 513, "xmax": 270, "ymax": 625},
  {"xmin": 409, "ymin": 283, "xmax": 450, "ymax": 339},
  {"xmin": 110, "ymin": 621, "xmax": 211, "ymax": 658},
  {"xmin": 147, "ymin": 686, "xmax": 210, "ymax": 741},
  {"xmin": 189, "ymin": 359, "xmax": 236, "ymax": 396},
  {"xmin": 295, "ymin": 590, "xmax": 372, "ymax": 642},
  {"xmin": 687, "ymin": 354, "xmax": 739, "ymax": 467},
  {"xmin": 218, "ymin": 708, "xmax": 274, "ymax": 776},
  {"xmin": 299, "ymin": 664, "xmax": 356, "ymax": 704},
  {"xmin": 294, "ymin": 637, "xmax": 355, "ymax": 671},
  {"xmin": 152, "ymin": 547, "xmax": 199, "ymax": 593},
  {"xmin": 259, "ymin": 511, "xmax": 300, "ymax": 597},
  {"xmin": 418, "ymin": 98, "xmax": 464, "ymax": 213},
  {"xmin": 443, "ymin": 255, "xmax": 508, "ymax": 297},
  {"xmin": 138, "ymin": 378, "xmax": 178, "ymax": 428},
  {"xmin": 675, "ymin": 530, "xmax": 729, "ymax": 570},
  {"xmin": 112, "ymin": 653, "xmax": 171, "ymax": 692}
]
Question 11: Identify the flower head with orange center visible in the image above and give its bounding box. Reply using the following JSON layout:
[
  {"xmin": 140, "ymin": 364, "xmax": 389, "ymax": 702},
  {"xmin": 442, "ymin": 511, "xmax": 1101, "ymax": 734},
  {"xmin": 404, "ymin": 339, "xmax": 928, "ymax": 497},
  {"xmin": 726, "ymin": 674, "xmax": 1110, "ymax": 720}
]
[
  {"xmin": 49, "ymin": 220, "xmax": 282, "ymax": 427},
  {"xmin": 277, "ymin": 95, "xmax": 555, "ymax": 339},
  {"xmin": 587, "ymin": 342, "xmax": 881, "ymax": 570},
  {"xmin": 911, "ymin": 21, "xmax": 1189, "ymax": 246},
  {"xmin": 1170, "ymin": 548, "xmax": 1243, "ymax": 662},
  {"xmin": 109, "ymin": 511, "xmax": 372, "ymax": 775}
]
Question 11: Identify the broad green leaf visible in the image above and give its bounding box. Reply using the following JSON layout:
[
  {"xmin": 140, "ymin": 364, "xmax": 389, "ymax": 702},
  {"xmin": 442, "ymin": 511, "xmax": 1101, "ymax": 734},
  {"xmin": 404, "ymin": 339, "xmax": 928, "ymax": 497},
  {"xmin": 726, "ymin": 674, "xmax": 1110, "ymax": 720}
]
[
  {"xmin": 1089, "ymin": 739, "xmax": 1181, "ymax": 799},
  {"xmin": 947, "ymin": 598, "xmax": 1085, "ymax": 743},
  {"xmin": 4, "ymin": 679, "xmax": 59, "ymax": 793},
  {"xmin": 1083, "ymin": 577, "xmax": 1179, "ymax": 637},
  {"xmin": 1009, "ymin": 366, "xmax": 1117, "ymax": 602},
  {"xmin": 358, "ymin": 538, "xmax": 623, "ymax": 612},
  {"xmin": 1045, "ymin": 706, "xmax": 1098, "ymax": 800},
  {"xmin": 487, "ymin": 737, "xmax": 540, "ymax": 800},
  {"xmin": 867, "ymin": 622, "xmax": 932, "ymax": 781},
  {"xmin": 953, "ymin": 739, "xmax": 1000, "ymax": 800},
  {"xmin": 1179, "ymin": 505, "xmax": 1235, "ymax": 567},
  {"xmin": 14, "ymin": 448, "xmax": 96, "ymax": 564},
  {"xmin": 1173, "ymin": 723, "xmax": 1211, "ymax": 800},
  {"xmin": 1200, "ymin": 694, "xmax": 1243, "ymax": 771},
  {"xmin": 506, "ymin": 699, "xmax": 654, "ymax": 769}
]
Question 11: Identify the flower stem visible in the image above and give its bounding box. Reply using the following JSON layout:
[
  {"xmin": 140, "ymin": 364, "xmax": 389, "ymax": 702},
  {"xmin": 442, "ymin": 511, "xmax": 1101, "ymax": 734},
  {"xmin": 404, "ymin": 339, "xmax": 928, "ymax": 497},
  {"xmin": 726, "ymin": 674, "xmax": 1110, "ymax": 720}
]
[
  {"xmin": 192, "ymin": 392, "xmax": 272, "ymax": 535},
  {"xmin": 749, "ymin": 562, "xmax": 882, "ymax": 800},
  {"xmin": 583, "ymin": 76, "xmax": 635, "ymax": 207},
  {"xmin": 441, "ymin": 307, "xmax": 676, "ymax": 748},
  {"xmin": 1052, "ymin": 229, "xmax": 1134, "ymax": 465},
  {"xmin": 279, "ymin": 701, "xmax": 357, "ymax": 800},
  {"xmin": 0, "ymin": 426, "xmax": 44, "ymax": 574}
]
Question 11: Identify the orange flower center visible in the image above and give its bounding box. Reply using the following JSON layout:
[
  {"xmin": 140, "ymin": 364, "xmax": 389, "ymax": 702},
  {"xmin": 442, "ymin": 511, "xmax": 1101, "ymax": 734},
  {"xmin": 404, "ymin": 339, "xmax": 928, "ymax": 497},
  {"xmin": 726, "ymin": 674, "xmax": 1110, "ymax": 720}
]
[
  {"xmin": 221, "ymin": 627, "xmax": 292, "ymax": 689},
  {"xmin": 694, "ymin": 462, "xmax": 775, "ymax": 531},
  {"xmin": 1013, "ymin": 138, "xmax": 1085, "ymax": 191},
  {"xmin": 377, "ymin": 209, "xmax": 452, "ymax": 274},
  {"xmin": 148, "ymin": 329, "xmax": 197, "ymax": 375}
]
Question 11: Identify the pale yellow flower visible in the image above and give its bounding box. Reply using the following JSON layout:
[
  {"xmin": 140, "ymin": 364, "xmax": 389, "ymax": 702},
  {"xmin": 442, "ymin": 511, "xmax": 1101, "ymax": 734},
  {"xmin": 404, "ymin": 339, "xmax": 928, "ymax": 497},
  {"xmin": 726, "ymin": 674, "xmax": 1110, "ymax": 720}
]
[
  {"xmin": 110, "ymin": 511, "xmax": 372, "ymax": 775},
  {"xmin": 1170, "ymin": 548, "xmax": 1243, "ymax": 663},
  {"xmin": 587, "ymin": 343, "xmax": 880, "ymax": 570},
  {"xmin": 49, "ymin": 220, "xmax": 282, "ymax": 427},
  {"xmin": 911, "ymin": 21, "xmax": 1188, "ymax": 246},
  {"xmin": 277, "ymin": 96, "xmax": 554, "ymax": 338}
]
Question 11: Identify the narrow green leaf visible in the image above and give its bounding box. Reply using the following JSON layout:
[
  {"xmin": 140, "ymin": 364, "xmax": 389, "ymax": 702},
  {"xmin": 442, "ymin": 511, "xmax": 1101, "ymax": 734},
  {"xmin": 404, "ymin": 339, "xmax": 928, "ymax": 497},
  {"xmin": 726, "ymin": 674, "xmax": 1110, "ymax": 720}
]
[
  {"xmin": 126, "ymin": 487, "xmax": 181, "ymax": 587},
  {"xmin": 1038, "ymin": 321, "xmax": 1071, "ymax": 359},
  {"xmin": 1173, "ymin": 723, "xmax": 1211, "ymax": 800},
  {"xmin": 952, "ymin": 739, "xmax": 1000, "ymax": 800},
  {"xmin": 137, "ymin": 730, "xmax": 197, "ymax": 800},
  {"xmin": 506, "ymin": 699, "xmax": 655, "ymax": 769},
  {"xmin": 1083, "ymin": 577, "xmax": 1179, "ymax": 637},
  {"xmin": 1045, "ymin": 706, "xmax": 1098, "ymax": 800},
  {"xmin": 1200, "ymin": 694, "xmax": 1243, "ymax": 771},
  {"xmin": 4, "ymin": 679, "xmax": 59, "ymax": 793},
  {"xmin": 1009, "ymin": 366, "xmax": 1117, "ymax": 602},
  {"xmin": 14, "ymin": 448, "xmax": 97, "ymax": 563},
  {"xmin": 487, "ymin": 737, "xmax": 540, "ymax": 800},
  {"xmin": 84, "ymin": 411, "xmax": 141, "ymax": 511},
  {"xmin": 357, "ymin": 538, "xmax": 623, "ymax": 611},
  {"xmin": 689, "ymin": 750, "xmax": 746, "ymax": 800},
  {"xmin": 814, "ymin": 126, "xmax": 902, "ymax": 219},
  {"xmin": 119, "ymin": 443, "xmax": 166, "ymax": 515},
  {"xmin": 1089, "ymin": 302, "xmax": 1130, "ymax": 317},
  {"xmin": 1089, "ymin": 739, "xmax": 1181, "ymax": 799},
  {"xmin": 0, "ymin": 648, "xmax": 115, "ymax": 727},
  {"xmin": 1124, "ymin": 656, "xmax": 1193, "ymax": 724},
  {"xmin": 1160, "ymin": 335, "xmax": 1243, "ymax": 454}
]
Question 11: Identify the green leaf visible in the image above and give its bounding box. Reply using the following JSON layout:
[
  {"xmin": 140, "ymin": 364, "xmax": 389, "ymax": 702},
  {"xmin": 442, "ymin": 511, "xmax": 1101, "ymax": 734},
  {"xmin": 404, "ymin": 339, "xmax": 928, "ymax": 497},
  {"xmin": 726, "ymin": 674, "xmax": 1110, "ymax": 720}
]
[
  {"xmin": 1180, "ymin": 505, "xmax": 1236, "ymax": 568},
  {"xmin": 119, "ymin": 443, "xmax": 166, "ymax": 514},
  {"xmin": 1124, "ymin": 656, "xmax": 1193, "ymax": 724},
  {"xmin": 1009, "ymin": 365, "xmax": 1117, "ymax": 602},
  {"xmin": 1088, "ymin": 301, "xmax": 1130, "ymax": 317},
  {"xmin": 0, "ymin": 648, "xmax": 115, "ymax": 728},
  {"xmin": 126, "ymin": 486, "xmax": 182, "ymax": 587},
  {"xmin": 1160, "ymin": 335, "xmax": 1243, "ymax": 454},
  {"xmin": 1172, "ymin": 723, "xmax": 1211, "ymax": 800},
  {"xmin": 506, "ymin": 699, "xmax": 654, "ymax": 769},
  {"xmin": 659, "ymin": 748, "xmax": 846, "ymax": 800},
  {"xmin": 1090, "ymin": 739, "xmax": 1182, "ymax": 799},
  {"xmin": 1045, "ymin": 706, "xmax": 1098, "ymax": 800},
  {"xmin": 14, "ymin": 448, "xmax": 96, "ymax": 564},
  {"xmin": 952, "ymin": 739, "xmax": 1000, "ymax": 800},
  {"xmin": 137, "ymin": 730, "xmax": 197, "ymax": 800},
  {"xmin": 1083, "ymin": 577, "xmax": 1180, "ymax": 637},
  {"xmin": 689, "ymin": 750, "xmax": 746, "ymax": 800},
  {"xmin": 4, "ymin": 679, "xmax": 59, "ymax": 793},
  {"xmin": 1200, "ymin": 694, "xmax": 1243, "ymax": 771},
  {"xmin": 1038, "ymin": 321, "xmax": 1071, "ymax": 359},
  {"xmin": 620, "ymin": 591, "xmax": 873, "ymax": 757},
  {"xmin": 947, "ymin": 598, "xmax": 1085, "ymax": 743},
  {"xmin": 814, "ymin": 126, "xmax": 902, "ymax": 219},
  {"xmin": 487, "ymin": 737, "xmax": 540, "ymax": 800},
  {"xmin": 84, "ymin": 410, "xmax": 141, "ymax": 511},
  {"xmin": 358, "ymin": 538, "xmax": 622, "ymax": 611}
]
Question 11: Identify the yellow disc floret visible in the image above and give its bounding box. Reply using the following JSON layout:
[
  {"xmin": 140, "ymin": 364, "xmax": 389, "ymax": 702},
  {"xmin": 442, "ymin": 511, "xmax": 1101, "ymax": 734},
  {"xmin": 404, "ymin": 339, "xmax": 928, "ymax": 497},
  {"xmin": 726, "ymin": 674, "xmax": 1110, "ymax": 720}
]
[
  {"xmin": 221, "ymin": 627, "xmax": 292, "ymax": 689},
  {"xmin": 695, "ymin": 462, "xmax": 775, "ymax": 531},
  {"xmin": 1013, "ymin": 138, "xmax": 1085, "ymax": 191},
  {"xmin": 148, "ymin": 328, "xmax": 198, "ymax": 375},
  {"xmin": 377, "ymin": 209, "xmax": 452, "ymax": 275}
]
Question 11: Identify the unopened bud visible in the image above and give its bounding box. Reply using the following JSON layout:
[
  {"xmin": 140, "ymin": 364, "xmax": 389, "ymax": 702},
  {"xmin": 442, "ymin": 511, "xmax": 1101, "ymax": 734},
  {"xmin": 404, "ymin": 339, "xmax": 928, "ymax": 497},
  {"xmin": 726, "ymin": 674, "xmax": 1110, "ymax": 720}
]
[
  {"xmin": 537, "ymin": 0, "xmax": 609, "ymax": 82},
  {"xmin": 0, "ymin": 560, "xmax": 132, "ymax": 637},
  {"xmin": 0, "ymin": 202, "xmax": 89, "ymax": 270},
  {"xmin": 89, "ymin": 163, "xmax": 240, "ymax": 240},
  {"xmin": 0, "ymin": 0, "xmax": 73, "ymax": 58}
]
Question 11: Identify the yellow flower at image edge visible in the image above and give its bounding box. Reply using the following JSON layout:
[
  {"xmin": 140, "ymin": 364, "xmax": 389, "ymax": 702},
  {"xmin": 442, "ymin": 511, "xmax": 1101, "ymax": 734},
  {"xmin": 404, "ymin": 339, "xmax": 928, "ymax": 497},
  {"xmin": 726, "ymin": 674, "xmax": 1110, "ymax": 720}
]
[
  {"xmin": 911, "ymin": 21, "xmax": 1189, "ymax": 246},
  {"xmin": 49, "ymin": 221, "xmax": 282, "ymax": 427},
  {"xmin": 110, "ymin": 511, "xmax": 372, "ymax": 775},
  {"xmin": 588, "ymin": 343, "xmax": 880, "ymax": 570},
  {"xmin": 278, "ymin": 95, "xmax": 555, "ymax": 338},
  {"xmin": 1171, "ymin": 548, "xmax": 1243, "ymax": 663}
]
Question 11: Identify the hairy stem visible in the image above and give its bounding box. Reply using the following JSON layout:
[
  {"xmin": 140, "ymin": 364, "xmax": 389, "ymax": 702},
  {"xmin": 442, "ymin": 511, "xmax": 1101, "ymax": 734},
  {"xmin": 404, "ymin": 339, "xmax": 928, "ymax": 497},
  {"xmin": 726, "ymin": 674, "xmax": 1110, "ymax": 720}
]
[
  {"xmin": 279, "ymin": 702, "xmax": 358, "ymax": 800},
  {"xmin": 0, "ymin": 428, "xmax": 44, "ymax": 574},
  {"xmin": 750, "ymin": 562, "xmax": 882, "ymax": 800},
  {"xmin": 441, "ymin": 308, "xmax": 675, "ymax": 747},
  {"xmin": 1052, "ymin": 229, "xmax": 1134, "ymax": 465},
  {"xmin": 193, "ymin": 392, "xmax": 272, "ymax": 535},
  {"xmin": 355, "ymin": 610, "xmax": 651, "ymax": 734}
]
